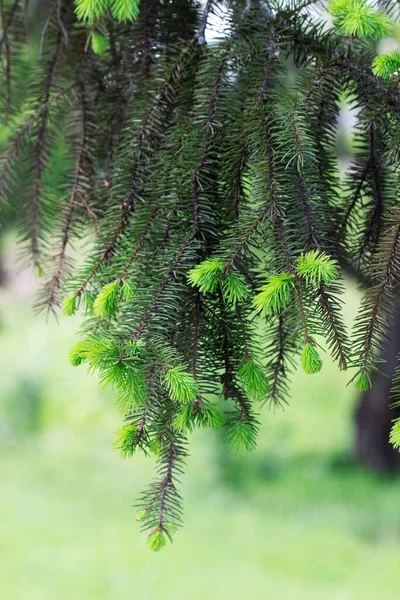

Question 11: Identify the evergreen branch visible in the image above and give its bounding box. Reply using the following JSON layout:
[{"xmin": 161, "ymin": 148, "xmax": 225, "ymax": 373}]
[
  {"xmin": 191, "ymin": 290, "xmax": 201, "ymax": 382},
  {"xmin": 75, "ymin": 44, "xmax": 198, "ymax": 295},
  {"xmin": 39, "ymin": 3, "xmax": 55, "ymax": 57},
  {"xmin": 56, "ymin": 0, "xmax": 69, "ymax": 46},
  {"xmin": 355, "ymin": 215, "xmax": 400, "ymax": 375},
  {"xmin": 268, "ymin": 313, "xmax": 289, "ymax": 406},
  {"xmin": 118, "ymin": 207, "xmax": 159, "ymax": 281},
  {"xmin": 0, "ymin": 83, "xmax": 75, "ymax": 203},
  {"xmin": 29, "ymin": 32, "xmax": 63, "ymax": 268},
  {"xmin": 195, "ymin": 0, "xmax": 214, "ymax": 46},
  {"xmin": 290, "ymin": 27, "xmax": 400, "ymax": 112},
  {"xmin": 0, "ymin": 0, "xmax": 12, "ymax": 121},
  {"xmin": 40, "ymin": 73, "xmax": 92, "ymax": 313},
  {"xmin": 0, "ymin": 0, "xmax": 19, "ymax": 54},
  {"xmin": 192, "ymin": 58, "xmax": 224, "ymax": 236},
  {"xmin": 133, "ymin": 230, "xmax": 196, "ymax": 342}
]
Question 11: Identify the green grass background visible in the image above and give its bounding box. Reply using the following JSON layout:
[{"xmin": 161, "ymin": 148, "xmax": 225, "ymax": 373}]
[{"xmin": 1, "ymin": 247, "xmax": 400, "ymax": 600}]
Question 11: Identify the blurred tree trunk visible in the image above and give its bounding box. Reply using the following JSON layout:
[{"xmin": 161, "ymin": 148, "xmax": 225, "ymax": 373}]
[{"xmin": 354, "ymin": 304, "xmax": 400, "ymax": 472}]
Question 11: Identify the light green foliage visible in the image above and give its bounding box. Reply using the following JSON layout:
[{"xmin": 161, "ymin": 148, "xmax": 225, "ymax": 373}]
[
  {"xmin": 110, "ymin": 0, "xmax": 140, "ymax": 22},
  {"xmin": 372, "ymin": 50, "xmax": 400, "ymax": 78},
  {"xmin": 148, "ymin": 439, "xmax": 162, "ymax": 455},
  {"xmin": 68, "ymin": 339, "xmax": 95, "ymax": 366},
  {"xmin": 253, "ymin": 272, "xmax": 294, "ymax": 317},
  {"xmin": 172, "ymin": 400, "xmax": 224, "ymax": 433},
  {"xmin": 224, "ymin": 414, "xmax": 258, "ymax": 454},
  {"xmin": 188, "ymin": 259, "xmax": 225, "ymax": 294},
  {"xmin": 301, "ymin": 342, "xmax": 323, "ymax": 375},
  {"xmin": 62, "ymin": 295, "xmax": 77, "ymax": 316},
  {"xmin": 328, "ymin": 0, "xmax": 350, "ymax": 19},
  {"xmin": 164, "ymin": 367, "xmax": 199, "ymax": 404},
  {"xmin": 120, "ymin": 279, "xmax": 137, "ymax": 302},
  {"xmin": 91, "ymin": 32, "xmax": 110, "ymax": 55},
  {"xmin": 75, "ymin": 0, "xmax": 108, "ymax": 21},
  {"xmin": 34, "ymin": 265, "xmax": 44, "ymax": 278},
  {"xmin": 68, "ymin": 335, "xmax": 115, "ymax": 369},
  {"xmin": 82, "ymin": 291, "xmax": 95, "ymax": 315},
  {"xmin": 75, "ymin": 0, "xmax": 139, "ymax": 22},
  {"xmin": 296, "ymin": 250, "xmax": 339, "ymax": 287},
  {"xmin": 93, "ymin": 280, "xmax": 137, "ymax": 318},
  {"xmin": 68, "ymin": 335, "xmax": 148, "ymax": 411},
  {"xmin": 94, "ymin": 282, "xmax": 119, "ymax": 317},
  {"xmin": 146, "ymin": 529, "xmax": 167, "ymax": 552},
  {"xmin": 221, "ymin": 272, "xmax": 249, "ymax": 306},
  {"xmin": 112, "ymin": 423, "xmax": 137, "ymax": 458},
  {"xmin": 101, "ymin": 361, "xmax": 148, "ymax": 412},
  {"xmin": 329, "ymin": 0, "xmax": 392, "ymax": 40},
  {"xmin": 237, "ymin": 360, "xmax": 269, "ymax": 402},
  {"xmin": 389, "ymin": 418, "xmax": 400, "ymax": 450},
  {"xmin": 354, "ymin": 371, "xmax": 371, "ymax": 391},
  {"xmin": 135, "ymin": 508, "xmax": 148, "ymax": 522}
]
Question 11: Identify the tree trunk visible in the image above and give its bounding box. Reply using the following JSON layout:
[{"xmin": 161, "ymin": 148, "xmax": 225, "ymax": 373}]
[{"xmin": 354, "ymin": 304, "xmax": 400, "ymax": 472}]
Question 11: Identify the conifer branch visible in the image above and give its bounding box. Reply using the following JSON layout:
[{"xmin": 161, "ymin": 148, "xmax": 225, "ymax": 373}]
[
  {"xmin": 118, "ymin": 208, "xmax": 159, "ymax": 281},
  {"xmin": 29, "ymin": 32, "xmax": 62, "ymax": 268},
  {"xmin": 195, "ymin": 0, "xmax": 214, "ymax": 46},
  {"xmin": 41, "ymin": 73, "xmax": 92, "ymax": 313},
  {"xmin": 133, "ymin": 230, "xmax": 196, "ymax": 342},
  {"xmin": 0, "ymin": 83, "xmax": 75, "ymax": 204},
  {"xmin": 0, "ymin": 0, "xmax": 19, "ymax": 53},
  {"xmin": 192, "ymin": 58, "xmax": 224, "ymax": 236},
  {"xmin": 354, "ymin": 213, "xmax": 400, "ymax": 376},
  {"xmin": 75, "ymin": 44, "xmax": 197, "ymax": 295},
  {"xmin": 7, "ymin": 0, "xmax": 400, "ymax": 546}
]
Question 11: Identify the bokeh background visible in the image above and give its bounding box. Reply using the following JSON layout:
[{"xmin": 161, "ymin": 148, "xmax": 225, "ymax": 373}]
[{"xmin": 1, "ymin": 234, "xmax": 400, "ymax": 599}]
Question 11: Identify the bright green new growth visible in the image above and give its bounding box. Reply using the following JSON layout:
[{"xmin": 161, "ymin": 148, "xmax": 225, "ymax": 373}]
[
  {"xmin": 296, "ymin": 250, "xmax": 339, "ymax": 287},
  {"xmin": 329, "ymin": 0, "xmax": 392, "ymax": 40},
  {"xmin": 68, "ymin": 336, "xmax": 148, "ymax": 411},
  {"xmin": 62, "ymin": 294, "xmax": 77, "ymax": 316},
  {"xmin": 237, "ymin": 360, "xmax": 270, "ymax": 402},
  {"xmin": 253, "ymin": 272, "xmax": 294, "ymax": 317},
  {"xmin": 146, "ymin": 529, "xmax": 167, "ymax": 552},
  {"xmin": 68, "ymin": 339, "xmax": 92, "ymax": 366},
  {"xmin": 135, "ymin": 508, "xmax": 148, "ymax": 522},
  {"xmin": 354, "ymin": 371, "xmax": 371, "ymax": 391},
  {"xmin": 93, "ymin": 280, "xmax": 136, "ymax": 318},
  {"xmin": 221, "ymin": 272, "xmax": 249, "ymax": 306},
  {"xmin": 372, "ymin": 50, "xmax": 400, "ymax": 78},
  {"xmin": 94, "ymin": 281, "xmax": 119, "ymax": 317},
  {"xmin": 91, "ymin": 31, "xmax": 110, "ymax": 55},
  {"xmin": 164, "ymin": 367, "xmax": 199, "ymax": 404},
  {"xmin": 172, "ymin": 400, "xmax": 224, "ymax": 433},
  {"xmin": 389, "ymin": 419, "xmax": 400, "ymax": 450},
  {"xmin": 301, "ymin": 342, "xmax": 323, "ymax": 375},
  {"xmin": 110, "ymin": 0, "xmax": 140, "ymax": 22},
  {"xmin": 112, "ymin": 424, "xmax": 137, "ymax": 458},
  {"xmin": 111, "ymin": 365, "xmax": 148, "ymax": 413},
  {"xmin": 188, "ymin": 259, "xmax": 224, "ymax": 294},
  {"xmin": 225, "ymin": 415, "xmax": 258, "ymax": 454},
  {"xmin": 75, "ymin": 0, "xmax": 139, "ymax": 22}
]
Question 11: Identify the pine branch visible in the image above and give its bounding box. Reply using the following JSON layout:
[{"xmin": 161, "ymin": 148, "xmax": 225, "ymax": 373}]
[
  {"xmin": 133, "ymin": 230, "xmax": 196, "ymax": 342},
  {"xmin": 0, "ymin": 82, "xmax": 75, "ymax": 204},
  {"xmin": 29, "ymin": 32, "xmax": 62, "ymax": 268},
  {"xmin": 40, "ymin": 73, "xmax": 93, "ymax": 313},
  {"xmin": 0, "ymin": 0, "xmax": 19, "ymax": 54}
]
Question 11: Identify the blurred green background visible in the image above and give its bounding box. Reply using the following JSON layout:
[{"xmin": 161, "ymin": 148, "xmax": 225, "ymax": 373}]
[{"xmin": 1, "ymin": 234, "xmax": 400, "ymax": 600}]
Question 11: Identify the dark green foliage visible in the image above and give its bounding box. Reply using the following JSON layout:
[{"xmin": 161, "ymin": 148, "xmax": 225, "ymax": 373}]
[{"xmin": 4, "ymin": 0, "xmax": 400, "ymax": 549}]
